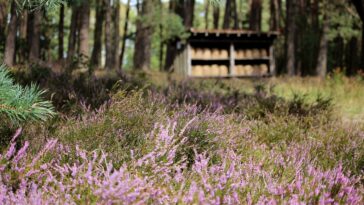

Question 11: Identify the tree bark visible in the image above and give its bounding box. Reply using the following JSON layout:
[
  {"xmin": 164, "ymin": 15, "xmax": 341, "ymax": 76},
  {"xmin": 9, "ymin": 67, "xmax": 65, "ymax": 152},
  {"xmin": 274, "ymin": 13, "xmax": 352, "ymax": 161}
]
[
  {"xmin": 346, "ymin": 37, "xmax": 358, "ymax": 75},
  {"xmin": 250, "ymin": 0, "xmax": 262, "ymax": 31},
  {"xmin": 105, "ymin": 0, "xmax": 113, "ymax": 70},
  {"xmin": 78, "ymin": 1, "xmax": 90, "ymax": 61},
  {"xmin": 223, "ymin": 0, "xmax": 238, "ymax": 29},
  {"xmin": 67, "ymin": 5, "xmax": 79, "ymax": 64},
  {"xmin": 4, "ymin": 2, "xmax": 18, "ymax": 66},
  {"xmin": 29, "ymin": 10, "xmax": 42, "ymax": 63},
  {"xmin": 311, "ymin": 0, "xmax": 319, "ymax": 32},
  {"xmin": 91, "ymin": 0, "xmax": 105, "ymax": 68},
  {"xmin": 114, "ymin": 2, "xmax": 121, "ymax": 68},
  {"xmin": 58, "ymin": 4, "xmax": 65, "ymax": 60},
  {"xmin": 351, "ymin": 0, "xmax": 364, "ymax": 69},
  {"xmin": 0, "ymin": 1, "xmax": 7, "ymax": 41},
  {"xmin": 223, "ymin": 0, "xmax": 232, "ymax": 29},
  {"xmin": 164, "ymin": 0, "xmax": 184, "ymax": 71},
  {"xmin": 361, "ymin": 22, "xmax": 364, "ymax": 70},
  {"xmin": 316, "ymin": 13, "xmax": 329, "ymax": 77},
  {"xmin": 285, "ymin": 0, "xmax": 296, "ymax": 76},
  {"xmin": 184, "ymin": 0, "xmax": 195, "ymax": 28},
  {"xmin": 213, "ymin": 5, "xmax": 220, "ymax": 29},
  {"xmin": 205, "ymin": 0, "xmax": 209, "ymax": 29},
  {"xmin": 119, "ymin": 0, "xmax": 131, "ymax": 70},
  {"xmin": 133, "ymin": 0, "xmax": 158, "ymax": 70},
  {"xmin": 270, "ymin": 0, "xmax": 280, "ymax": 31},
  {"xmin": 18, "ymin": 11, "xmax": 28, "ymax": 63}
]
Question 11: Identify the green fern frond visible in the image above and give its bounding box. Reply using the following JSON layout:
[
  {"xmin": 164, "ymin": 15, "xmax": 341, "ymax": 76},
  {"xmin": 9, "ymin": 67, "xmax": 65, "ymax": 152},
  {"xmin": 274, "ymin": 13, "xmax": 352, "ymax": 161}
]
[{"xmin": 0, "ymin": 65, "xmax": 55, "ymax": 125}]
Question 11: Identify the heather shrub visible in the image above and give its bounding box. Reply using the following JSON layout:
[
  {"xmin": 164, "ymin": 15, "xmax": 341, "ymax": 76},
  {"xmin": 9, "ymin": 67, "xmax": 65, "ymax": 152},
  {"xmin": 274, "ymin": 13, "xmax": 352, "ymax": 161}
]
[
  {"xmin": 2, "ymin": 74, "xmax": 363, "ymax": 204},
  {"xmin": 1, "ymin": 119, "xmax": 363, "ymax": 204}
]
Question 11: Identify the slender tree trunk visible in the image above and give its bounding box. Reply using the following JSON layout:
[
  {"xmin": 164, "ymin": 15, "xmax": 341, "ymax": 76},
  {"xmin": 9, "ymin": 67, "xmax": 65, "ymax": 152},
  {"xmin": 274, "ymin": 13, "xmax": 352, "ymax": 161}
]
[
  {"xmin": 205, "ymin": 0, "xmax": 209, "ymax": 29},
  {"xmin": 19, "ymin": 11, "xmax": 28, "ymax": 63},
  {"xmin": 361, "ymin": 21, "xmax": 364, "ymax": 70},
  {"xmin": 158, "ymin": 0, "xmax": 164, "ymax": 70},
  {"xmin": 58, "ymin": 4, "xmax": 64, "ymax": 60},
  {"xmin": 28, "ymin": 10, "xmax": 42, "ymax": 63},
  {"xmin": 213, "ymin": 5, "xmax": 220, "ymax": 29},
  {"xmin": 67, "ymin": 5, "xmax": 79, "ymax": 64},
  {"xmin": 164, "ymin": 0, "xmax": 183, "ymax": 71},
  {"xmin": 286, "ymin": 0, "xmax": 296, "ymax": 76},
  {"xmin": 104, "ymin": 1, "xmax": 120, "ymax": 70},
  {"xmin": 133, "ymin": 0, "xmax": 157, "ymax": 70},
  {"xmin": 295, "ymin": 0, "xmax": 307, "ymax": 76},
  {"xmin": 270, "ymin": 0, "xmax": 280, "ymax": 31},
  {"xmin": 4, "ymin": 2, "xmax": 18, "ymax": 66},
  {"xmin": 0, "ymin": 1, "xmax": 7, "ymax": 43},
  {"xmin": 223, "ymin": 0, "xmax": 238, "ymax": 29},
  {"xmin": 249, "ymin": 0, "xmax": 262, "ymax": 31},
  {"xmin": 105, "ymin": 0, "xmax": 113, "ymax": 70},
  {"xmin": 312, "ymin": 0, "xmax": 319, "ymax": 32},
  {"xmin": 332, "ymin": 36, "xmax": 344, "ymax": 70},
  {"xmin": 136, "ymin": 0, "xmax": 141, "ymax": 14},
  {"xmin": 184, "ymin": 0, "xmax": 195, "ymax": 28},
  {"xmin": 223, "ymin": 0, "xmax": 232, "ymax": 29},
  {"xmin": 91, "ymin": 0, "xmax": 105, "ymax": 68},
  {"xmin": 233, "ymin": 0, "xmax": 238, "ymax": 29},
  {"xmin": 350, "ymin": 0, "xmax": 364, "ymax": 69},
  {"xmin": 346, "ymin": 37, "xmax": 358, "ymax": 75},
  {"xmin": 316, "ymin": 14, "xmax": 329, "ymax": 77},
  {"xmin": 78, "ymin": 1, "xmax": 90, "ymax": 62},
  {"xmin": 119, "ymin": 0, "xmax": 131, "ymax": 70}
]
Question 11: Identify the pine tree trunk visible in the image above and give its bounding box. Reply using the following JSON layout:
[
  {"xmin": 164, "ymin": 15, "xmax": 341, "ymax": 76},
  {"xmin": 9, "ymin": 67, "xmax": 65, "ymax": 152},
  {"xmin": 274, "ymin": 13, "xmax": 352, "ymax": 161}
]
[
  {"xmin": 249, "ymin": 0, "xmax": 262, "ymax": 31},
  {"xmin": 223, "ymin": 0, "xmax": 232, "ymax": 29},
  {"xmin": 59, "ymin": 4, "xmax": 65, "ymax": 60},
  {"xmin": 134, "ymin": 0, "xmax": 156, "ymax": 70},
  {"xmin": 158, "ymin": 0, "xmax": 164, "ymax": 70},
  {"xmin": 346, "ymin": 37, "xmax": 358, "ymax": 75},
  {"xmin": 270, "ymin": 0, "xmax": 280, "ymax": 31},
  {"xmin": 19, "ymin": 11, "xmax": 28, "ymax": 63},
  {"xmin": 311, "ymin": 0, "xmax": 319, "ymax": 32},
  {"xmin": 205, "ymin": 0, "xmax": 209, "ymax": 29},
  {"xmin": 112, "ymin": 2, "xmax": 120, "ymax": 69},
  {"xmin": 223, "ymin": 0, "xmax": 238, "ymax": 29},
  {"xmin": 213, "ymin": 5, "xmax": 220, "ymax": 29},
  {"xmin": 67, "ymin": 5, "xmax": 79, "ymax": 64},
  {"xmin": 0, "ymin": 1, "xmax": 7, "ymax": 43},
  {"xmin": 286, "ymin": 0, "xmax": 296, "ymax": 76},
  {"xmin": 233, "ymin": 0, "xmax": 238, "ymax": 29},
  {"xmin": 119, "ymin": 0, "xmax": 131, "ymax": 70},
  {"xmin": 105, "ymin": 0, "xmax": 113, "ymax": 70},
  {"xmin": 78, "ymin": 1, "xmax": 90, "ymax": 62},
  {"xmin": 4, "ymin": 2, "xmax": 18, "ymax": 66},
  {"xmin": 164, "ymin": 0, "xmax": 184, "ymax": 71},
  {"xmin": 316, "ymin": 13, "xmax": 329, "ymax": 77},
  {"xmin": 184, "ymin": 0, "xmax": 195, "ymax": 28},
  {"xmin": 91, "ymin": 0, "xmax": 105, "ymax": 68},
  {"xmin": 29, "ymin": 10, "xmax": 42, "ymax": 63},
  {"xmin": 361, "ymin": 21, "xmax": 364, "ymax": 70},
  {"xmin": 351, "ymin": 0, "xmax": 364, "ymax": 69}
]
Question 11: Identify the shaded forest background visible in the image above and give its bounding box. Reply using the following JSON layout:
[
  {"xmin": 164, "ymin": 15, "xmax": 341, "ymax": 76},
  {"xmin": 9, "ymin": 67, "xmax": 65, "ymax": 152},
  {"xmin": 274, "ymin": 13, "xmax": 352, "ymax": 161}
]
[{"xmin": 1, "ymin": 0, "xmax": 364, "ymax": 77}]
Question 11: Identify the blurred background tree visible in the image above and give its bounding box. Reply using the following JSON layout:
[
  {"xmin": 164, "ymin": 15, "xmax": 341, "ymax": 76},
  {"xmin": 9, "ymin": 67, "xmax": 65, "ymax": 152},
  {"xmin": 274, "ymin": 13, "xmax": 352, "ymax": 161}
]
[{"xmin": 0, "ymin": 0, "xmax": 363, "ymax": 76}]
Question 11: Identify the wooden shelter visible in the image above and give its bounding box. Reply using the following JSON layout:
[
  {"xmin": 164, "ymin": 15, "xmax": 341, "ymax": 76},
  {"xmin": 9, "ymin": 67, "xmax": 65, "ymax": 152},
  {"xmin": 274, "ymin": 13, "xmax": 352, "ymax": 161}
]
[{"xmin": 174, "ymin": 29, "xmax": 279, "ymax": 78}]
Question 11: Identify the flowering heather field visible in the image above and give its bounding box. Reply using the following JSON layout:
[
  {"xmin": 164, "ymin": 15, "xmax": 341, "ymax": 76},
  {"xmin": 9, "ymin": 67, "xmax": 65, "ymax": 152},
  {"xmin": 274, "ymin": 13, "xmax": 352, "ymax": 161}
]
[{"xmin": 1, "ymin": 77, "xmax": 364, "ymax": 204}]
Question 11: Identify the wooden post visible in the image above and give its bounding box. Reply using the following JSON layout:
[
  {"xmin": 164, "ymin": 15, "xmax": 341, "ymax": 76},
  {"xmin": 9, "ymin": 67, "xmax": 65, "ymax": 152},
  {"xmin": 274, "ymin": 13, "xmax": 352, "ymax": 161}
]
[
  {"xmin": 230, "ymin": 43, "xmax": 235, "ymax": 76},
  {"xmin": 187, "ymin": 43, "xmax": 192, "ymax": 76},
  {"xmin": 269, "ymin": 45, "xmax": 276, "ymax": 76}
]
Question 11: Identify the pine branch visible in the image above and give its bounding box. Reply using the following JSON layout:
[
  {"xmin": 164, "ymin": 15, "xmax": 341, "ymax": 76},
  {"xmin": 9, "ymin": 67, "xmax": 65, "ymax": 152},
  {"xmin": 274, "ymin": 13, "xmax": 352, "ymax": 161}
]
[{"xmin": 0, "ymin": 65, "xmax": 55, "ymax": 125}]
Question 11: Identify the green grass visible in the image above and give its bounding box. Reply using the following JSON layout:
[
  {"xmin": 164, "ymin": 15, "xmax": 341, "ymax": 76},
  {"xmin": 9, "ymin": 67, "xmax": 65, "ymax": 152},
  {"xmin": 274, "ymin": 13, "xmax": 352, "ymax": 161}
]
[{"xmin": 165, "ymin": 72, "xmax": 364, "ymax": 121}]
